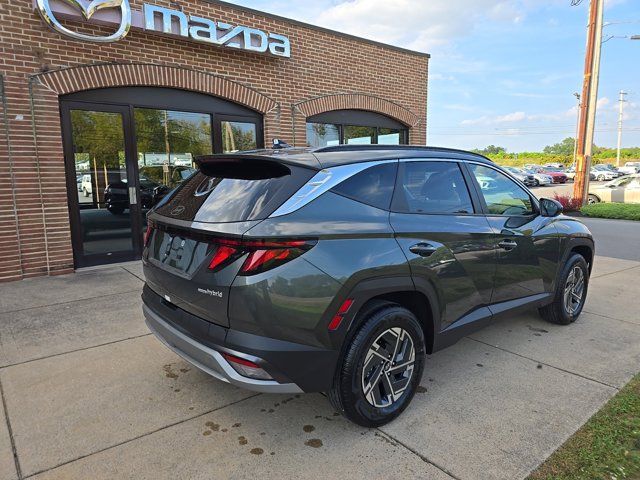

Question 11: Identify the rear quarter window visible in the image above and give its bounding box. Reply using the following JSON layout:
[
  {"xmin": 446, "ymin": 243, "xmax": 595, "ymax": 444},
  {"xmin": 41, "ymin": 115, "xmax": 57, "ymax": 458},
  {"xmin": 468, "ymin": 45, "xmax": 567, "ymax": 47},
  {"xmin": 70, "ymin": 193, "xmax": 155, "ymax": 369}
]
[
  {"xmin": 154, "ymin": 160, "xmax": 315, "ymax": 222},
  {"xmin": 331, "ymin": 163, "xmax": 398, "ymax": 210}
]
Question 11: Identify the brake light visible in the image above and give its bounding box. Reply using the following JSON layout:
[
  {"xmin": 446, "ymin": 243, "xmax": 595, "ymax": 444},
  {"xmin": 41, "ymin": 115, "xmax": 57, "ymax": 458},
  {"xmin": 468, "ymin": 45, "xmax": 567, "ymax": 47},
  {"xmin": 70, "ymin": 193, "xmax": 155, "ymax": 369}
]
[
  {"xmin": 207, "ymin": 238, "xmax": 315, "ymax": 274},
  {"xmin": 208, "ymin": 245, "xmax": 239, "ymax": 270},
  {"xmin": 143, "ymin": 222, "xmax": 154, "ymax": 247}
]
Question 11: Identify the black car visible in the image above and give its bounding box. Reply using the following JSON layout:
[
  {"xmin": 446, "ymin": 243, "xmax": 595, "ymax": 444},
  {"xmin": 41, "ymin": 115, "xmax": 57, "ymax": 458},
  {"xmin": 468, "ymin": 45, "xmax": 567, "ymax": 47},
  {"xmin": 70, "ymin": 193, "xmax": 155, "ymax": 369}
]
[{"xmin": 142, "ymin": 145, "xmax": 594, "ymax": 427}]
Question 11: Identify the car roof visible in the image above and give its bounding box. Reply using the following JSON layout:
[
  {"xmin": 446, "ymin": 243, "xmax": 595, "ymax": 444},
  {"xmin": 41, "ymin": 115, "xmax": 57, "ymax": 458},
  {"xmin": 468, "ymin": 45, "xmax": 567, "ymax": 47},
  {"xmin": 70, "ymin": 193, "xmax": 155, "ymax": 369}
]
[{"xmin": 197, "ymin": 145, "xmax": 494, "ymax": 170}]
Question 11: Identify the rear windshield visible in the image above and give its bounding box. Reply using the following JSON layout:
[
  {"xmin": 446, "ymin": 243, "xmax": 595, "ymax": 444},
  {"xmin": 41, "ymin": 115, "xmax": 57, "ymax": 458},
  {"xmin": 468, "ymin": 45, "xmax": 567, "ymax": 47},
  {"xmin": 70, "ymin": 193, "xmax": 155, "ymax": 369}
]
[{"xmin": 154, "ymin": 160, "xmax": 315, "ymax": 223}]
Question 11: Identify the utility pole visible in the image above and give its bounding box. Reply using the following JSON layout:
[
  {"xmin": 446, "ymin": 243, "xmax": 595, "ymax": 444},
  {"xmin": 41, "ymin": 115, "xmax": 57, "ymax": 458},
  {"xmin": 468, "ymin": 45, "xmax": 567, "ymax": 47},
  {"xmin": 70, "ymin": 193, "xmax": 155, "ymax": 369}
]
[
  {"xmin": 616, "ymin": 90, "xmax": 627, "ymax": 166},
  {"xmin": 573, "ymin": 0, "xmax": 604, "ymax": 205},
  {"xmin": 573, "ymin": 92, "xmax": 581, "ymax": 166}
]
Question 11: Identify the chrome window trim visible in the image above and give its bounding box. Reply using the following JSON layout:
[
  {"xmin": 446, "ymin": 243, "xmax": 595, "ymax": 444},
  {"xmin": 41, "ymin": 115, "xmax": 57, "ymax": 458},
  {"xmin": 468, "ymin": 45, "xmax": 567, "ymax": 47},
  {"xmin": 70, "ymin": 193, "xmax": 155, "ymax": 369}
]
[{"xmin": 269, "ymin": 159, "xmax": 397, "ymax": 218}]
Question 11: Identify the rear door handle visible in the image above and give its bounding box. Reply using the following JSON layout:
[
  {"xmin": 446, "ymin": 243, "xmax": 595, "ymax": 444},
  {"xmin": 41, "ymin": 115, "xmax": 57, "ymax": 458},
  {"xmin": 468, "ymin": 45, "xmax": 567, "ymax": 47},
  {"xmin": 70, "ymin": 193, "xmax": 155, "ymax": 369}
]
[
  {"xmin": 498, "ymin": 239, "xmax": 518, "ymax": 251},
  {"xmin": 409, "ymin": 243, "xmax": 438, "ymax": 257}
]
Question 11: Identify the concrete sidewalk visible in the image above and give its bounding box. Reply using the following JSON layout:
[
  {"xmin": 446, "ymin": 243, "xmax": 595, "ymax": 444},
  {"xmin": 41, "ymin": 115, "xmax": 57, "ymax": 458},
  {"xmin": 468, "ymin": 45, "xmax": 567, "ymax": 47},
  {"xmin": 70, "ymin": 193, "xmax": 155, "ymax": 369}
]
[{"xmin": 1, "ymin": 234, "xmax": 639, "ymax": 479}]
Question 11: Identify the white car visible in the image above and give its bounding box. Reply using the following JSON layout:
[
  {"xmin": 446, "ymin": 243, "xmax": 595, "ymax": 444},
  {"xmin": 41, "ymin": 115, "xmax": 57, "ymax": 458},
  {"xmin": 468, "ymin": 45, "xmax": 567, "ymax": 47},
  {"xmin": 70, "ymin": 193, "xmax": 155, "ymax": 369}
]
[
  {"xmin": 588, "ymin": 174, "xmax": 640, "ymax": 204},
  {"xmin": 618, "ymin": 162, "xmax": 640, "ymax": 175},
  {"xmin": 81, "ymin": 174, "xmax": 93, "ymax": 197},
  {"xmin": 591, "ymin": 168, "xmax": 619, "ymax": 182},
  {"xmin": 524, "ymin": 169, "xmax": 552, "ymax": 186}
]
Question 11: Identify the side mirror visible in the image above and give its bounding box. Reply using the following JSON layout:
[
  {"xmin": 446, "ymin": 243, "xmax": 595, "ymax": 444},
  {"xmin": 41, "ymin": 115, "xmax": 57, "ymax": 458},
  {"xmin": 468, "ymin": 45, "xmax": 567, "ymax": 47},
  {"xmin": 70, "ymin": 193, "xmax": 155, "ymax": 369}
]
[{"xmin": 540, "ymin": 198, "xmax": 563, "ymax": 217}]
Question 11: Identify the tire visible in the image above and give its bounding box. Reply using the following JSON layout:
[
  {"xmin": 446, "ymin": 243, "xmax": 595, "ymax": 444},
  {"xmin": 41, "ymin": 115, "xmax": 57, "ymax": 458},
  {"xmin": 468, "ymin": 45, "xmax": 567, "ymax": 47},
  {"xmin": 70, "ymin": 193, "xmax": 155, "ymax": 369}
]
[
  {"xmin": 597, "ymin": 174, "xmax": 605, "ymax": 181},
  {"xmin": 329, "ymin": 303, "xmax": 426, "ymax": 427},
  {"xmin": 587, "ymin": 194, "xmax": 600, "ymax": 204},
  {"xmin": 534, "ymin": 179, "xmax": 540, "ymax": 187},
  {"xmin": 539, "ymin": 253, "xmax": 589, "ymax": 325}
]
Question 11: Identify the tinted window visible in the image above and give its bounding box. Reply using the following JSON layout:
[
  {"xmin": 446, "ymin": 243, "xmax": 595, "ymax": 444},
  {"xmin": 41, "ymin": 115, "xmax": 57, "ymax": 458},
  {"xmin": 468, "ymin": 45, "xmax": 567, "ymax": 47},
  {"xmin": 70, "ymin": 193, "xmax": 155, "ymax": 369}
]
[
  {"xmin": 155, "ymin": 163, "xmax": 315, "ymax": 222},
  {"xmin": 393, "ymin": 161, "xmax": 474, "ymax": 214},
  {"xmin": 332, "ymin": 163, "xmax": 398, "ymax": 210},
  {"xmin": 470, "ymin": 164, "xmax": 535, "ymax": 216}
]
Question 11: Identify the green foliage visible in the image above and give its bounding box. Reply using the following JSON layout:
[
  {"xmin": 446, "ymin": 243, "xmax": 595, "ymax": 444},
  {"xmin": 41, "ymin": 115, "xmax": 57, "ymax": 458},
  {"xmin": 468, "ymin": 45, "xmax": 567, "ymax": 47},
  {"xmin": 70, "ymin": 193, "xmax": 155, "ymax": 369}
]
[
  {"xmin": 543, "ymin": 137, "xmax": 576, "ymax": 156},
  {"xmin": 476, "ymin": 138, "xmax": 640, "ymax": 168},
  {"xmin": 472, "ymin": 145, "xmax": 507, "ymax": 155},
  {"xmin": 529, "ymin": 373, "xmax": 640, "ymax": 480},
  {"xmin": 580, "ymin": 203, "xmax": 640, "ymax": 221}
]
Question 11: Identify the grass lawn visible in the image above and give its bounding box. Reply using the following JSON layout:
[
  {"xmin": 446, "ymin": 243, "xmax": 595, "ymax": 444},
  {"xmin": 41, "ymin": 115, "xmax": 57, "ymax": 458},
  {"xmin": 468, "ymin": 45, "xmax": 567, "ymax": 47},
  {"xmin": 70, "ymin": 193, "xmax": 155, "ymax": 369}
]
[
  {"xmin": 528, "ymin": 373, "xmax": 640, "ymax": 480},
  {"xmin": 580, "ymin": 203, "xmax": 640, "ymax": 221}
]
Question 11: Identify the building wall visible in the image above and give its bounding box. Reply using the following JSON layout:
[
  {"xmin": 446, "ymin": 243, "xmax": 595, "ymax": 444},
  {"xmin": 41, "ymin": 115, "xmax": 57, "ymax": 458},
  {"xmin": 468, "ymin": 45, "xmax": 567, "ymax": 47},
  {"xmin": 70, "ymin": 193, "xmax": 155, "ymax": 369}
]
[{"xmin": 0, "ymin": 0, "xmax": 429, "ymax": 281}]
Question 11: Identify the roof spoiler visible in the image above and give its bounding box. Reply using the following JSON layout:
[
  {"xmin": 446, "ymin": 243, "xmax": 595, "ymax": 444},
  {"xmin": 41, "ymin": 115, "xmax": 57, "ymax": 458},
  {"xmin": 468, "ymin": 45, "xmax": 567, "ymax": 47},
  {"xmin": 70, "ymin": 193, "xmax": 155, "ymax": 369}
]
[{"xmin": 195, "ymin": 155, "xmax": 291, "ymax": 179}]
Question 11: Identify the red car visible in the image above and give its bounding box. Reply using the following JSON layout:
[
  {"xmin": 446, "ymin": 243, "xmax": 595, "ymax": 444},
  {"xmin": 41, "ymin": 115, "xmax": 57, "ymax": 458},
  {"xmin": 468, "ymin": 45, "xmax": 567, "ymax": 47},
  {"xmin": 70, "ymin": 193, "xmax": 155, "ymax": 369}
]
[{"xmin": 534, "ymin": 167, "xmax": 568, "ymax": 184}]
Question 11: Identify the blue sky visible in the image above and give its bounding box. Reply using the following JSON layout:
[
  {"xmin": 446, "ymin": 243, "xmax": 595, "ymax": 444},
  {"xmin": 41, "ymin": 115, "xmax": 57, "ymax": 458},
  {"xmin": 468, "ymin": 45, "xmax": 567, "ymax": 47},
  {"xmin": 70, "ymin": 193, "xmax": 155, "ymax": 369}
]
[{"xmin": 226, "ymin": 0, "xmax": 639, "ymax": 152}]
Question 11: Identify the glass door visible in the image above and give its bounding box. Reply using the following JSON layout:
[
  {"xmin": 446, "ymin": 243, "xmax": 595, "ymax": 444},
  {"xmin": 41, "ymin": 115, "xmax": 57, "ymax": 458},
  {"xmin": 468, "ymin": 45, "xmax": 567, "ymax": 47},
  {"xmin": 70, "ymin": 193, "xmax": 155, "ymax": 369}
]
[{"xmin": 61, "ymin": 103, "xmax": 142, "ymax": 267}]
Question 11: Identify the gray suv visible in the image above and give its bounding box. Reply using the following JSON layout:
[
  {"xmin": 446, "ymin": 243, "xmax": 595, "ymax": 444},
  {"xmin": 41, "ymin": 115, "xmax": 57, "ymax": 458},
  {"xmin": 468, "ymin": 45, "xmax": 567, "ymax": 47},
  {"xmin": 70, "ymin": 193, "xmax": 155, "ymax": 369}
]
[{"xmin": 142, "ymin": 145, "xmax": 594, "ymax": 426}]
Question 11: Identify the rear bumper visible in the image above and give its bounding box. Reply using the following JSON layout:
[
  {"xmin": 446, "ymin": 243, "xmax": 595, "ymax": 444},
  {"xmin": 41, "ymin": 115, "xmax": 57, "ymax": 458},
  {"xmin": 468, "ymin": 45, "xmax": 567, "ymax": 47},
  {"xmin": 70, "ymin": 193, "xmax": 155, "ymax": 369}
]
[{"xmin": 143, "ymin": 302, "xmax": 303, "ymax": 394}]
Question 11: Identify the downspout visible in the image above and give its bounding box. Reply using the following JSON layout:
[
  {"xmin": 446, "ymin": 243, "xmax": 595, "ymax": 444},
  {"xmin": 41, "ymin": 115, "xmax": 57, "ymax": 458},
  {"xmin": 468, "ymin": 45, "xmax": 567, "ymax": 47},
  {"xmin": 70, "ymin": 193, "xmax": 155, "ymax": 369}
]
[
  {"xmin": 1, "ymin": 74, "xmax": 24, "ymax": 276},
  {"xmin": 28, "ymin": 77, "xmax": 51, "ymax": 275}
]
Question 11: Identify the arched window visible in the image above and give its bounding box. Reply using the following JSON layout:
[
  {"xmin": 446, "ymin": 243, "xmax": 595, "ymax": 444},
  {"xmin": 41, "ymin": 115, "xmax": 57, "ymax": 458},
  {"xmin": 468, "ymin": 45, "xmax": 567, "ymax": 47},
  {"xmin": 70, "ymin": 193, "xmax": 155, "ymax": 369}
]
[{"xmin": 306, "ymin": 110, "xmax": 408, "ymax": 147}]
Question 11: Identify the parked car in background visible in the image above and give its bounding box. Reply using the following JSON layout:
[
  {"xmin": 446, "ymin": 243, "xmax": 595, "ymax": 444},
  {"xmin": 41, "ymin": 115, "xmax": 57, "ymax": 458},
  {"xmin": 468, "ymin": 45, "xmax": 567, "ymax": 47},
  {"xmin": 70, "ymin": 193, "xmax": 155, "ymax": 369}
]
[
  {"xmin": 503, "ymin": 166, "xmax": 536, "ymax": 187},
  {"xmin": 142, "ymin": 145, "xmax": 595, "ymax": 427},
  {"xmin": 618, "ymin": 162, "xmax": 640, "ymax": 175},
  {"xmin": 588, "ymin": 174, "xmax": 640, "ymax": 204},
  {"xmin": 530, "ymin": 166, "xmax": 568, "ymax": 184},
  {"xmin": 524, "ymin": 168, "xmax": 553, "ymax": 186},
  {"xmin": 81, "ymin": 174, "xmax": 92, "ymax": 197},
  {"xmin": 105, "ymin": 176, "xmax": 160, "ymax": 215},
  {"xmin": 565, "ymin": 166, "xmax": 596, "ymax": 182},
  {"xmin": 592, "ymin": 165, "xmax": 621, "ymax": 181},
  {"xmin": 544, "ymin": 163, "xmax": 565, "ymax": 170}
]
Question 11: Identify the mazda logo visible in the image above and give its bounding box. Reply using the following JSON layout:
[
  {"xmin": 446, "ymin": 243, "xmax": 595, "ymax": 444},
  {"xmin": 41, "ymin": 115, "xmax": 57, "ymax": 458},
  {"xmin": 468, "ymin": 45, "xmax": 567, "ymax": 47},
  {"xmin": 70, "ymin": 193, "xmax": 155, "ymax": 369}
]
[
  {"xmin": 170, "ymin": 205, "xmax": 186, "ymax": 216},
  {"xmin": 36, "ymin": 0, "xmax": 132, "ymax": 43}
]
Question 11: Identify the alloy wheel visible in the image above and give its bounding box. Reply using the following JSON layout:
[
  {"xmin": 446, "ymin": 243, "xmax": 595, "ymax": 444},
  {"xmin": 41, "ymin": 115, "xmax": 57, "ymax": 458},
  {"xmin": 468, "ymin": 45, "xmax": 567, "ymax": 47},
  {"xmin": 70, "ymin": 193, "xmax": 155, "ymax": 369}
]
[
  {"xmin": 563, "ymin": 266, "xmax": 585, "ymax": 315},
  {"xmin": 361, "ymin": 327, "xmax": 415, "ymax": 408}
]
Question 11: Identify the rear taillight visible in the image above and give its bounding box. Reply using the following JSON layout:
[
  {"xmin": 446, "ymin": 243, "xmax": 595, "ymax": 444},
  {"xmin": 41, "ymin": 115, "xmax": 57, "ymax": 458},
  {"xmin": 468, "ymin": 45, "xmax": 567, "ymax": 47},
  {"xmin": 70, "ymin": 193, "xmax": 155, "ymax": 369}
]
[
  {"xmin": 143, "ymin": 222, "xmax": 155, "ymax": 247},
  {"xmin": 207, "ymin": 238, "xmax": 315, "ymax": 275}
]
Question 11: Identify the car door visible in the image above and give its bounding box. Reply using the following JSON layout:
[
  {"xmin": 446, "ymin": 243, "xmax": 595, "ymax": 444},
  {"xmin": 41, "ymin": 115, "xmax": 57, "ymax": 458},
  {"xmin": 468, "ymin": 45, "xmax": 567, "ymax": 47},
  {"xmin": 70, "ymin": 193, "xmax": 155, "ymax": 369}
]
[
  {"xmin": 465, "ymin": 163, "xmax": 560, "ymax": 307},
  {"xmin": 389, "ymin": 160, "xmax": 497, "ymax": 331}
]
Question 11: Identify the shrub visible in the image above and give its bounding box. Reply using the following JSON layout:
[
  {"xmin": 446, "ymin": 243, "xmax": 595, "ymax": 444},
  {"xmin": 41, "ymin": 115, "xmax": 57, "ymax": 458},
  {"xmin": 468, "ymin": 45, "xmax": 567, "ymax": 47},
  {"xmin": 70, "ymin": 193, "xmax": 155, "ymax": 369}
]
[{"xmin": 553, "ymin": 193, "xmax": 582, "ymax": 212}]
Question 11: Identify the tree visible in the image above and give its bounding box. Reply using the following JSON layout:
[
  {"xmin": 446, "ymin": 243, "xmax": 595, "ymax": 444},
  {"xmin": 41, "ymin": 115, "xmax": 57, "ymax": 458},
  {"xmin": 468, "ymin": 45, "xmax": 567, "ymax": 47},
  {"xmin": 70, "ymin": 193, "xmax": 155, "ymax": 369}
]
[
  {"xmin": 543, "ymin": 138, "xmax": 575, "ymax": 156},
  {"xmin": 473, "ymin": 145, "xmax": 506, "ymax": 155}
]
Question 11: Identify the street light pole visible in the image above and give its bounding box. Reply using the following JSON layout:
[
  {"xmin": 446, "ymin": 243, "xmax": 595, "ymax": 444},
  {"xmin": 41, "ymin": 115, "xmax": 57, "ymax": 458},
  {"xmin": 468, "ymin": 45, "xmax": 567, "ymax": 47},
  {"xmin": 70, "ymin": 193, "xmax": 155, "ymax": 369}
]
[
  {"xmin": 573, "ymin": 0, "xmax": 604, "ymax": 206},
  {"xmin": 616, "ymin": 90, "xmax": 627, "ymax": 166}
]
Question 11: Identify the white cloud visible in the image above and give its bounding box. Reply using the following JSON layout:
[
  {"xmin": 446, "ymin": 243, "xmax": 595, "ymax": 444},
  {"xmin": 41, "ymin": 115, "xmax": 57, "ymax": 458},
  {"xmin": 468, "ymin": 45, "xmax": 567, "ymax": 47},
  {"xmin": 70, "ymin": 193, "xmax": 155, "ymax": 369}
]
[
  {"xmin": 311, "ymin": 0, "xmax": 528, "ymax": 52},
  {"xmin": 496, "ymin": 111, "xmax": 527, "ymax": 123},
  {"xmin": 597, "ymin": 97, "xmax": 611, "ymax": 109}
]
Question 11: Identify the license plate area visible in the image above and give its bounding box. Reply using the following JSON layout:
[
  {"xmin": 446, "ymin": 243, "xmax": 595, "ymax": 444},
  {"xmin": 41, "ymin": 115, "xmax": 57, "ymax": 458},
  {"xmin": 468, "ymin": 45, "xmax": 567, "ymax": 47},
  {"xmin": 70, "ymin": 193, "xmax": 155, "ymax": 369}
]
[{"xmin": 148, "ymin": 230, "xmax": 210, "ymax": 278}]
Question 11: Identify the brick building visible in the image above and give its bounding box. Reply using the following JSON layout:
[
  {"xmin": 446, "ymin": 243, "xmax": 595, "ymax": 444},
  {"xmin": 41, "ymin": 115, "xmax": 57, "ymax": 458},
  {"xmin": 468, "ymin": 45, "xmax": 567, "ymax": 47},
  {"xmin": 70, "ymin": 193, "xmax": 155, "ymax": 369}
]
[{"xmin": 0, "ymin": 0, "xmax": 429, "ymax": 281}]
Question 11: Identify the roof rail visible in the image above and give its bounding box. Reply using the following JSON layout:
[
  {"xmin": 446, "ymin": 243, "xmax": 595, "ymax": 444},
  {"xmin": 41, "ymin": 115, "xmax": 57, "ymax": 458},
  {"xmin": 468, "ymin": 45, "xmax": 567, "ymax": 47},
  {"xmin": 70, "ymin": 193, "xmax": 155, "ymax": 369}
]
[{"xmin": 312, "ymin": 144, "xmax": 491, "ymax": 160}]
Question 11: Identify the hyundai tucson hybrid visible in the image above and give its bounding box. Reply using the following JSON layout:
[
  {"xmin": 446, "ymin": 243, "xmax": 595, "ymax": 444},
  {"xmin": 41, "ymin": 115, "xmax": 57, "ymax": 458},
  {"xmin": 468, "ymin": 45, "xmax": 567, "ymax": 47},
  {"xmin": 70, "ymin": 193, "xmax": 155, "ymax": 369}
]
[{"xmin": 142, "ymin": 145, "xmax": 594, "ymax": 427}]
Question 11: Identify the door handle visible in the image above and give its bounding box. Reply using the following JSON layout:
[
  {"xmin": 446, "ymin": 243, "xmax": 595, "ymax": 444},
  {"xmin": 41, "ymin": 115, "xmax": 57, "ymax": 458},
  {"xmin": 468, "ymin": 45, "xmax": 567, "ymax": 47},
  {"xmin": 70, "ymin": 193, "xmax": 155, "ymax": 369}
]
[
  {"xmin": 498, "ymin": 239, "xmax": 518, "ymax": 251},
  {"xmin": 409, "ymin": 243, "xmax": 438, "ymax": 257},
  {"xmin": 128, "ymin": 186, "xmax": 137, "ymax": 205}
]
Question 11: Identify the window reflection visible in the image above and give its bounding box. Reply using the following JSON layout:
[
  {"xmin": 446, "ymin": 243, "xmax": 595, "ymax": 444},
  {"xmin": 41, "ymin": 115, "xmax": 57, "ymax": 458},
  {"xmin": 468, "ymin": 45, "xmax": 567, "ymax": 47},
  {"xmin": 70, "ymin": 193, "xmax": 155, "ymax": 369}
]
[
  {"xmin": 306, "ymin": 123, "xmax": 405, "ymax": 146},
  {"xmin": 135, "ymin": 108, "xmax": 211, "ymax": 190},
  {"xmin": 221, "ymin": 121, "xmax": 257, "ymax": 153},
  {"xmin": 71, "ymin": 110, "xmax": 133, "ymax": 256},
  {"xmin": 378, "ymin": 128, "xmax": 401, "ymax": 145},
  {"xmin": 306, "ymin": 123, "xmax": 340, "ymax": 147},
  {"xmin": 344, "ymin": 125, "xmax": 375, "ymax": 145}
]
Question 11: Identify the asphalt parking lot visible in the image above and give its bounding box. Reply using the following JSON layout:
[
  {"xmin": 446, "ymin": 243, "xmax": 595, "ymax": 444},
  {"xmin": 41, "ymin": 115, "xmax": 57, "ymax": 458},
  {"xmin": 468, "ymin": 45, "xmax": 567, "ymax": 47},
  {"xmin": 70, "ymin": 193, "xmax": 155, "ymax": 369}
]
[{"xmin": 1, "ymin": 217, "xmax": 639, "ymax": 480}]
